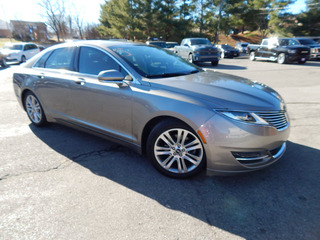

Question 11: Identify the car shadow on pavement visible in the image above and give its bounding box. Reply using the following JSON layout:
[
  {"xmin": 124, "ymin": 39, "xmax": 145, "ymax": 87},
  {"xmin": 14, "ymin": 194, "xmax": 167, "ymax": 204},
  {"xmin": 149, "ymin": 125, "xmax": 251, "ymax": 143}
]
[{"xmin": 29, "ymin": 123, "xmax": 320, "ymax": 240}]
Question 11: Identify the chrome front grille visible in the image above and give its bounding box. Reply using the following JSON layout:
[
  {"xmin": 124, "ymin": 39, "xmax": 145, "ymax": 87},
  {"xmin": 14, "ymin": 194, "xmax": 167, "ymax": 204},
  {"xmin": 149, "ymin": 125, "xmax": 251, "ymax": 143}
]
[{"xmin": 256, "ymin": 111, "xmax": 288, "ymax": 130}]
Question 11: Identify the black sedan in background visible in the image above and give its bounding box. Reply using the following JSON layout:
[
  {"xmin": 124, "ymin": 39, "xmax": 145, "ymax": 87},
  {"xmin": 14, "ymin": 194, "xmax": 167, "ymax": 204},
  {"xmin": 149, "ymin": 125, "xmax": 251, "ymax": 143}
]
[{"xmin": 217, "ymin": 44, "xmax": 240, "ymax": 58}]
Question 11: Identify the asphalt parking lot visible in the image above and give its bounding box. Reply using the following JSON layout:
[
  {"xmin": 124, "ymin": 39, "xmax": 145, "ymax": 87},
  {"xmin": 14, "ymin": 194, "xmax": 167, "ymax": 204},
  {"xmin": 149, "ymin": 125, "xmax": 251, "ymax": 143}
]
[{"xmin": 1, "ymin": 56, "xmax": 319, "ymax": 240}]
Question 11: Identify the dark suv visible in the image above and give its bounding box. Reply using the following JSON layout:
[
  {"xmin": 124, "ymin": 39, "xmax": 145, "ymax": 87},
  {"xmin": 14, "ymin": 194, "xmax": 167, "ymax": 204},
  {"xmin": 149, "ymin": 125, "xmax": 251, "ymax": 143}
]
[{"xmin": 294, "ymin": 38, "xmax": 320, "ymax": 60}]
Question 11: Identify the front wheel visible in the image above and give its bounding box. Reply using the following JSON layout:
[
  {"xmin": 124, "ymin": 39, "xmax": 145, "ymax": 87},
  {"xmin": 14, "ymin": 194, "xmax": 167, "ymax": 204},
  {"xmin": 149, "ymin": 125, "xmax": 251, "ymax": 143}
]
[
  {"xmin": 249, "ymin": 51, "xmax": 256, "ymax": 61},
  {"xmin": 24, "ymin": 92, "xmax": 47, "ymax": 127},
  {"xmin": 277, "ymin": 53, "xmax": 286, "ymax": 64},
  {"xmin": 147, "ymin": 120, "xmax": 206, "ymax": 178},
  {"xmin": 211, "ymin": 60, "xmax": 219, "ymax": 66},
  {"xmin": 188, "ymin": 53, "xmax": 193, "ymax": 63},
  {"xmin": 21, "ymin": 55, "xmax": 26, "ymax": 63}
]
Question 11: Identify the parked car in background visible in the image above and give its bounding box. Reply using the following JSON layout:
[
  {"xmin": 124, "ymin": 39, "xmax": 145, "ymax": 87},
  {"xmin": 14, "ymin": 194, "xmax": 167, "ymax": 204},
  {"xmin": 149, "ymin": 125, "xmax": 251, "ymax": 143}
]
[
  {"xmin": 0, "ymin": 51, "xmax": 9, "ymax": 67},
  {"xmin": 2, "ymin": 42, "xmax": 40, "ymax": 63},
  {"xmin": 174, "ymin": 38, "xmax": 220, "ymax": 66},
  {"xmin": 146, "ymin": 41, "xmax": 167, "ymax": 48},
  {"xmin": 247, "ymin": 38, "xmax": 310, "ymax": 64},
  {"xmin": 13, "ymin": 40, "xmax": 290, "ymax": 178},
  {"xmin": 294, "ymin": 37, "xmax": 320, "ymax": 60},
  {"xmin": 165, "ymin": 41, "xmax": 179, "ymax": 52},
  {"xmin": 38, "ymin": 45, "xmax": 45, "ymax": 51},
  {"xmin": 217, "ymin": 44, "xmax": 240, "ymax": 58},
  {"xmin": 235, "ymin": 42, "xmax": 249, "ymax": 53}
]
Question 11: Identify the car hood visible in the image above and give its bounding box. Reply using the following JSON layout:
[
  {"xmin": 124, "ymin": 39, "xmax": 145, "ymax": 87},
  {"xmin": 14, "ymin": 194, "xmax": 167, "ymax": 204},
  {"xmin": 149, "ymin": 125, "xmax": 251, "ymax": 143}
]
[
  {"xmin": 192, "ymin": 45, "xmax": 217, "ymax": 50},
  {"xmin": 306, "ymin": 44, "xmax": 320, "ymax": 48},
  {"xmin": 148, "ymin": 70, "xmax": 285, "ymax": 111},
  {"xmin": 284, "ymin": 45, "xmax": 310, "ymax": 51}
]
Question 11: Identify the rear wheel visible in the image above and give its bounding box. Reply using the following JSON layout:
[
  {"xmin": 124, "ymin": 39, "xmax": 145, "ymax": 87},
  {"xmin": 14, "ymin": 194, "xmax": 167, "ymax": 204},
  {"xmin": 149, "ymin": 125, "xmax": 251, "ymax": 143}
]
[
  {"xmin": 147, "ymin": 120, "xmax": 206, "ymax": 178},
  {"xmin": 277, "ymin": 53, "xmax": 286, "ymax": 64},
  {"xmin": 298, "ymin": 59, "xmax": 306, "ymax": 64},
  {"xmin": 249, "ymin": 51, "xmax": 256, "ymax": 61},
  {"xmin": 24, "ymin": 92, "xmax": 47, "ymax": 127}
]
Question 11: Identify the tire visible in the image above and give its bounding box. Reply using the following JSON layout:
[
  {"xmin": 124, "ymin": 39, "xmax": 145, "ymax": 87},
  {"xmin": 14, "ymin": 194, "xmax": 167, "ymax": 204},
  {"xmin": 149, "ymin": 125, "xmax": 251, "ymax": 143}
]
[
  {"xmin": 21, "ymin": 55, "xmax": 26, "ymax": 63},
  {"xmin": 146, "ymin": 120, "xmax": 206, "ymax": 178},
  {"xmin": 249, "ymin": 51, "xmax": 256, "ymax": 61},
  {"xmin": 1, "ymin": 59, "xmax": 8, "ymax": 68},
  {"xmin": 277, "ymin": 53, "xmax": 286, "ymax": 64},
  {"xmin": 211, "ymin": 60, "xmax": 219, "ymax": 66},
  {"xmin": 24, "ymin": 92, "xmax": 47, "ymax": 127},
  {"xmin": 298, "ymin": 60, "xmax": 306, "ymax": 64}
]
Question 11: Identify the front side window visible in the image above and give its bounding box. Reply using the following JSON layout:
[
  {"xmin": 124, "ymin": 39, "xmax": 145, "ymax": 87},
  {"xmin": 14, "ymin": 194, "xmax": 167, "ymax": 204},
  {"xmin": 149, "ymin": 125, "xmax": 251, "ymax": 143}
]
[
  {"xmin": 78, "ymin": 47, "xmax": 120, "ymax": 75},
  {"xmin": 45, "ymin": 47, "xmax": 75, "ymax": 70}
]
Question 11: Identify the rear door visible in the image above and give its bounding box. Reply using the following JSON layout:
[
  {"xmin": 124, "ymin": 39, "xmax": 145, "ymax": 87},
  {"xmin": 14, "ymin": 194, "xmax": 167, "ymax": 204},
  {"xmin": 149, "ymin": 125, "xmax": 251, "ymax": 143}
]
[{"xmin": 32, "ymin": 47, "xmax": 76, "ymax": 119}]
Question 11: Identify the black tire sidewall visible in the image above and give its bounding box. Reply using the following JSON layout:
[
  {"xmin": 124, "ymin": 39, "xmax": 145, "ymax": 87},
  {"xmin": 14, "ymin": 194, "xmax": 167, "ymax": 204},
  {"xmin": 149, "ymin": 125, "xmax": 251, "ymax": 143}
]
[{"xmin": 146, "ymin": 119, "xmax": 206, "ymax": 178}]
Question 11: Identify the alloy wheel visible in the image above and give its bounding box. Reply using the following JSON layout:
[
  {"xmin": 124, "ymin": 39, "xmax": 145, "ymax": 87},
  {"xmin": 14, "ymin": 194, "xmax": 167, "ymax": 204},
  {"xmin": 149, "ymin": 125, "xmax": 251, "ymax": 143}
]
[
  {"xmin": 26, "ymin": 95, "xmax": 42, "ymax": 123},
  {"xmin": 153, "ymin": 128, "xmax": 203, "ymax": 174}
]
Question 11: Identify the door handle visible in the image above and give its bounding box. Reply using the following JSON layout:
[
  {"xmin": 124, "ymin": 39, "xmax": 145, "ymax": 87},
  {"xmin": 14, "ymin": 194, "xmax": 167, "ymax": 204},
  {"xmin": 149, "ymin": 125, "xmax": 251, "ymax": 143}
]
[
  {"xmin": 74, "ymin": 78, "xmax": 86, "ymax": 85},
  {"xmin": 37, "ymin": 73, "xmax": 45, "ymax": 79}
]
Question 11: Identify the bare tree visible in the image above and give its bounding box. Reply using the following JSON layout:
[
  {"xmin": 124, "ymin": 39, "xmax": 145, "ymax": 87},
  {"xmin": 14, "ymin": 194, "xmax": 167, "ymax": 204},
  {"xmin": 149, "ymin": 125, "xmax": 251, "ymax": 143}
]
[
  {"xmin": 73, "ymin": 11, "xmax": 84, "ymax": 39},
  {"xmin": 39, "ymin": 0, "xmax": 67, "ymax": 42}
]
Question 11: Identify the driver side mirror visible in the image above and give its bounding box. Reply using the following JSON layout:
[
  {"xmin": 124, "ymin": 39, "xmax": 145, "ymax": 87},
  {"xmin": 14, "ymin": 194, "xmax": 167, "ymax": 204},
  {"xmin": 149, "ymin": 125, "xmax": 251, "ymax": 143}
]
[
  {"xmin": 98, "ymin": 70, "xmax": 129, "ymax": 87},
  {"xmin": 98, "ymin": 69, "xmax": 125, "ymax": 81}
]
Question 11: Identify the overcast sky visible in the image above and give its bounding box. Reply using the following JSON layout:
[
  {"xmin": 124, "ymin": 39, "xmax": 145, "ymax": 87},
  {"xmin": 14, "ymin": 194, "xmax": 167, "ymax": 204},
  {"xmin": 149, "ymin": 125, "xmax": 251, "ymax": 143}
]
[{"xmin": 0, "ymin": 0, "xmax": 307, "ymax": 24}]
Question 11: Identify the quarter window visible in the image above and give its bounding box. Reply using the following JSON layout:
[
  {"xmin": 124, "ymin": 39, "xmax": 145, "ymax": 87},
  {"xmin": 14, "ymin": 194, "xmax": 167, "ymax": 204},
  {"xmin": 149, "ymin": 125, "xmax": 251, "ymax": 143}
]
[
  {"xmin": 78, "ymin": 47, "xmax": 120, "ymax": 75},
  {"xmin": 45, "ymin": 47, "xmax": 75, "ymax": 70}
]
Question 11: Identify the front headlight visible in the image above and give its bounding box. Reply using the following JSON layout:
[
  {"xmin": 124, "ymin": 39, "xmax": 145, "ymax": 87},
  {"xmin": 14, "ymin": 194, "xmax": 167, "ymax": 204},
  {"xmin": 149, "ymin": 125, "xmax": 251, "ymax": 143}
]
[
  {"xmin": 288, "ymin": 50, "xmax": 296, "ymax": 54},
  {"xmin": 218, "ymin": 111, "xmax": 269, "ymax": 125},
  {"xmin": 311, "ymin": 48, "xmax": 316, "ymax": 53}
]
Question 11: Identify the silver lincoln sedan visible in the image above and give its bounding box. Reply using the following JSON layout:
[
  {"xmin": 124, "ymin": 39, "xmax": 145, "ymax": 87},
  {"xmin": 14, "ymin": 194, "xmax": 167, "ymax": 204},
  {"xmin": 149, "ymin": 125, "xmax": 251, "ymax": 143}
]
[{"xmin": 13, "ymin": 40, "xmax": 290, "ymax": 178}]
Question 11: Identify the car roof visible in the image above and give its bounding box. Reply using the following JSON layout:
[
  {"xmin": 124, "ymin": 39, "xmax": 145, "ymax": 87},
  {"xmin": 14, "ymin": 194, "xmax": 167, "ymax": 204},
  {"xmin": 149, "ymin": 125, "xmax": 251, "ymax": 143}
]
[{"xmin": 46, "ymin": 40, "xmax": 146, "ymax": 51}]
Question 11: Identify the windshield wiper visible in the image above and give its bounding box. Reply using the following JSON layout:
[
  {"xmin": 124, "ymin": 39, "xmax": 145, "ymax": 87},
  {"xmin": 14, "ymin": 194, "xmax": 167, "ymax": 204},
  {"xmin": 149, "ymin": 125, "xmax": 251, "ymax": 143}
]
[{"xmin": 146, "ymin": 70, "xmax": 200, "ymax": 79}]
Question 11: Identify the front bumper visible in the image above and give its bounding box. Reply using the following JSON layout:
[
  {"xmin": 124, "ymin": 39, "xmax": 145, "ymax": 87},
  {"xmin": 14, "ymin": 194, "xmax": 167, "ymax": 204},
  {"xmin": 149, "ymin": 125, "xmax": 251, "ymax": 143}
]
[
  {"xmin": 197, "ymin": 112, "xmax": 290, "ymax": 175},
  {"xmin": 193, "ymin": 54, "xmax": 220, "ymax": 62},
  {"xmin": 287, "ymin": 53, "xmax": 309, "ymax": 62}
]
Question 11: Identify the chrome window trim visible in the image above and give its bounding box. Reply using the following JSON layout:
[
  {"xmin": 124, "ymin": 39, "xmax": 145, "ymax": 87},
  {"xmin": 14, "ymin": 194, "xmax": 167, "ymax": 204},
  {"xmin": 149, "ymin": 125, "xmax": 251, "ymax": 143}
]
[{"xmin": 31, "ymin": 44, "xmax": 141, "ymax": 85}]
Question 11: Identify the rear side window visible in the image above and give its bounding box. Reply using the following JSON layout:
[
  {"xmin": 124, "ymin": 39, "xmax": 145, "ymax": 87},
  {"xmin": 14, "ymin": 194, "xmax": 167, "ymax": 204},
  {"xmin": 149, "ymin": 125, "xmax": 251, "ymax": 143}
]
[
  {"xmin": 45, "ymin": 47, "xmax": 75, "ymax": 70},
  {"xmin": 33, "ymin": 51, "xmax": 52, "ymax": 68},
  {"xmin": 78, "ymin": 46, "xmax": 120, "ymax": 75}
]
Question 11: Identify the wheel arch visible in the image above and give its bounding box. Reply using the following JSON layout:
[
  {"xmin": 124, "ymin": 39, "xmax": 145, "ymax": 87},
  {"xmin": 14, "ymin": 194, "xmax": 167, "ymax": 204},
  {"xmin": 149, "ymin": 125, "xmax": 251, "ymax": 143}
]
[{"xmin": 141, "ymin": 116, "xmax": 194, "ymax": 155}]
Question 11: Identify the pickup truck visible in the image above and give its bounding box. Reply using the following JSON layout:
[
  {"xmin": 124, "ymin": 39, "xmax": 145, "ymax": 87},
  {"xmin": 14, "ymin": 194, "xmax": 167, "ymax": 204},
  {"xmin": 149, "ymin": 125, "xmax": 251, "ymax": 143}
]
[
  {"xmin": 247, "ymin": 38, "xmax": 310, "ymax": 64},
  {"xmin": 174, "ymin": 38, "xmax": 220, "ymax": 66}
]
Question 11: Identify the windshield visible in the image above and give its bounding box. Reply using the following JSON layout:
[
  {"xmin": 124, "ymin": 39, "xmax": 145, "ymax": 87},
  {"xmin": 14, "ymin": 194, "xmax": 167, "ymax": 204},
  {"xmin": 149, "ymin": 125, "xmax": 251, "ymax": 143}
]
[
  {"xmin": 279, "ymin": 39, "xmax": 300, "ymax": 46},
  {"xmin": 221, "ymin": 45, "xmax": 233, "ymax": 49},
  {"xmin": 149, "ymin": 42, "xmax": 167, "ymax": 48},
  {"xmin": 190, "ymin": 39, "xmax": 211, "ymax": 45},
  {"xmin": 298, "ymin": 39, "xmax": 317, "ymax": 45},
  {"xmin": 4, "ymin": 44, "xmax": 23, "ymax": 50},
  {"xmin": 166, "ymin": 43, "xmax": 178, "ymax": 48},
  {"xmin": 110, "ymin": 45, "xmax": 200, "ymax": 78}
]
